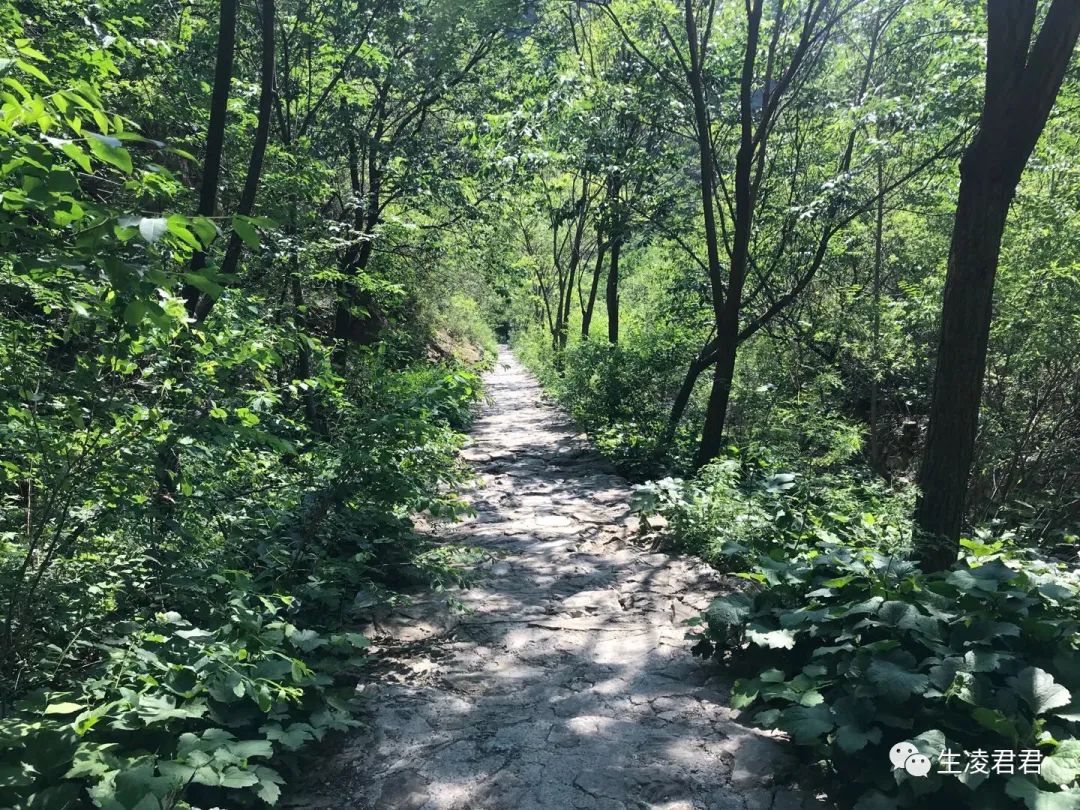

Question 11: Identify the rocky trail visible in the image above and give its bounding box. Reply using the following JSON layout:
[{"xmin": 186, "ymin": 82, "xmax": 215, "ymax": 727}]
[{"xmin": 289, "ymin": 348, "xmax": 814, "ymax": 810}]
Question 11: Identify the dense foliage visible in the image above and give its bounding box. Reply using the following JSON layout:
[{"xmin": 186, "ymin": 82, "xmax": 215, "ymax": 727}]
[
  {"xmin": 505, "ymin": 0, "xmax": 1080, "ymax": 807},
  {"xmin": 3, "ymin": 0, "xmax": 1080, "ymax": 807},
  {"xmin": 1, "ymin": 0, "xmax": 500, "ymax": 805},
  {"xmin": 696, "ymin": 537, "xmax": 1080, "ymax": 809}
]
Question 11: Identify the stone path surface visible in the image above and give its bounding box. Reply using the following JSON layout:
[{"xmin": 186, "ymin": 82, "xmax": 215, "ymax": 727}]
[{"xmin": 290, "ymin": 348, "xmax": 813, "ymax": 810}]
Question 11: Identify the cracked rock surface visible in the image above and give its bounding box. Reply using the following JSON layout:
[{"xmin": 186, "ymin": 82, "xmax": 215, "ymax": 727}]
[{"xmin": 287, "ymin": 348, "xmax": 815, "ymax": 810}]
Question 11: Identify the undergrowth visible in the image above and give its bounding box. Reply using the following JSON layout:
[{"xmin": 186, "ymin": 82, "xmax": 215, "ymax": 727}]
[
  {"xmin": 1, "ymin": 337, "xmax": 485, "ymax": 808},
  {"xmin": 632, "ymin": 459, "xmax": 1080, "ymax": 809}
]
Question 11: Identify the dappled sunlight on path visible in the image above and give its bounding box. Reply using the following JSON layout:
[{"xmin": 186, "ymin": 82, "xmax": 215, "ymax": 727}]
[{"xmin": 289, "ymin": 348, "xmax": 814, "ymax": 810}]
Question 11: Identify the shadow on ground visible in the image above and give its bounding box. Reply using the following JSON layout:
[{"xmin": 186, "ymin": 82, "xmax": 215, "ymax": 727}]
[{"xmin": 284, "ymin": 348, "xmax": 822, "ymax": 810}]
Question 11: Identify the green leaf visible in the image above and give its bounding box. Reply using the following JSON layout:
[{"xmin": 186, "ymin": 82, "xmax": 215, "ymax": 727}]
[
  {"xmin": 704, "ymin": 592, "xmax": 752, "ymax": 627},
  {"xmin": 288, "ymin": 628, "xmax": 326, "ymax": 652},
  {"xmin": 217, "ymin": 765, "xmax": 260, "ymax": 788},
  {"xmin": 946, "ymin": 569, "xmax": 987, "ymax": 593},
  {"xmin": 965, "ymin": 649, "xmax": 1007, "ymax": 672},
  {"xmin": 778, "ymin": 703, "xmax": 834, "ymax": 745},
  {"xmin": 40, "ymin": 701, "xmax": 85, "ymax": 715},
  {"xmin": 1043, "ymin": 740, "xmax": 1080, "ymax": 786},
  {"xmin": 797, "ymin": 689, "xmax": 825, "ymax": 707},
  {"xmin": 1006, "ymin": 777, "xmax": 1080, "ymax": 810},
  {"xmin": 261, "ymin": 722, "xmax": 315, "ymax": 751},
  {"xmin": 1011, "ymin": 667, "xmax": 1072, "ymax": 716},
  {"xmin": 225, "ymin": 738, "xmax": 273, "ymax": 760},
  {"xmin": 167, "ymin": 215, "xmax": 201, "ymax": 248},
  {"xmin": 232, "ymin": 215, "xmax": 261, "ymax": 248},
  {"xmin": 730, "ymin": 679, "xmax": 759, "ymax": 709},
  {"xmin": 123, "ymin": 300, "xmax": 148, "ymax": 325},
  {"xmin": 184, "ymin": 272, "xmax": 224, "ymax": 299},
  {"xmin": 60, "ymin": 142, "xmax": 92, "ymax": 172},
  {"xmin": 343, "ymin": 632, "xmax": 370, "ymax": 649},
  {"xmin": 87, "ymin": 131, "xmax": 132, "ymax": 173},
  {"xmin": 866, "ymin": 659, "xmax": 929, "ymax": 701},
  {"xmin": 189, "ymin": 216, "xmax": 219, "ymax": 247},
  {"xmin": 972, "ymin": 706, "xmax": 1018, "ymax": 739},
  {"xmin": 913, "ymin": 728, "xmax": 948, "ymax": 759},
  {"xmin": 255, "ymin": 765, "xmax": 285, "ymax": 804},
  {"xmin": 754, "ymin": 708, "xmax": 780, "ymax": 727},
  {"xmin": 874, "ymin": 601, "xmax": 938, "ymax": 636},
  {"xmin": 16, "ymin": 58, "xmax": 50, "ymax": 84},
  {"xmin": 1038, "ymin": 583, "xmax": 1076, "ymax": 604},
  {"xmin": 836, "ymin": 724, "xmax": 881, "ymax": 753}
]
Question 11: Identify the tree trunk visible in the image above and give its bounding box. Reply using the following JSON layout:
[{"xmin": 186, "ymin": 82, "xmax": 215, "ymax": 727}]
[
  {"xmin": 869, "ymin": 153, "xmax": 883, "ymax": 468},
  {"xmin": 333, "ymin": 88, "xmax": 388, "ymax": 366},
  {"xmin": 333, "ymin": 148, "xmax": 382, "ymax": 362},
  {"xmin": 914, "ymin": 0, "xmax": 1080, "ymax": 570},
  {"xmin": 683, "ymin": 0, "xmax": 727, "ymax": 325},
  {"xmin": 581, "ymin": 237, "xmax": 606, "ymax": 339},
  {"xmin": 663, "ymin": 334, "xmax": 718, "ymax": 447},
  {"xmin": 916, "ymin": 173, "xmax": 1018, "ymax": 568},
  {"xmin": 292, "ymin": 272, "xmax": 323, "ymax": 433},
  {"xmin": 605, "ymin": 238, "xmax": 621, "ymax": 344},
  {"xmin": 695, "ymin": 326, "xmax": 738, "ymax": 467},
  {"xmin": 182, "ymin": 0, "xmax": 238, "ymax": 316},
  {"xmin": 193, "ymin": 0, "xmax": 275, "ymax": 323},
  {"xmin": 692, "ymin": 0, "xmax": 762, "ymax": 467},
  {"xmin": 555, "ymin": 183, "xmax": 589, "ymax": 351}
]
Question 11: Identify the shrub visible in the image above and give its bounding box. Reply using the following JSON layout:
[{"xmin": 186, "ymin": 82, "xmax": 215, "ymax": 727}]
[
  {"xmin": 0, "ymin": 579, "xmax": 366, "ymax": 809},
  {"xmin": 631, "ymin": 456, "xmax": 913, "ymax": 563},
  {"xmin": 1, "ymin": 337, "xmax": 485, "ymax": 806},
  {"xmin": 515, "ymin": 325, "xmax": 699, "ymax": 477},
  {"xmin": 690, "ymin": 537, "xmax": 1080, "ymax": 809}
]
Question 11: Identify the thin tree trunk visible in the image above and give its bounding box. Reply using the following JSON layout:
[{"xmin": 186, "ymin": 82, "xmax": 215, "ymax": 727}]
[
  {"xmin": 684, "ymin": 0, "xmax": 727, "ymax": 326},
  {"xmin": 193, "ymin": 0, "xmax": 275, "ymax": 323},
  {"xmin": 663, "ymin": 333, "xmax": 718, "ymax": 446},
  {"xmin": 333, "ymin": 90, "xmax": 387, "ymax": 365},
  {"xmin": 693, "ymin": 0, "xmax": 763, "ymax": 468},
  {"xmin": 582, "ymin": 236, "xmax": 607, "ymax": 339},
  {"xmin": 182, "ymin": 0, "xmax": 238, "ymax": 316},
  {"xmin": 555, "ymin": 182, "xmax": 589, "ymax": 351},
  {"xmin": 292, "ymin": 273, "xmax": 322, "ymax": 432},
  {"xmin": 605, "ymin": 238, "xmax": 621, "ymax": 344},
  {"xmin": 870, "ymin": 153, "xmax": 883, "ymax": 468},
  {"xmin": 553, "ymin": 265, "xmax": 566, "ymax": 352}
]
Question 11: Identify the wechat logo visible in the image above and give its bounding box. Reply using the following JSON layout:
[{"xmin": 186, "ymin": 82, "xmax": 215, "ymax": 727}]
[{"xmin": 890, "ymin": 741, "xmax": 932, "ymax": 777}]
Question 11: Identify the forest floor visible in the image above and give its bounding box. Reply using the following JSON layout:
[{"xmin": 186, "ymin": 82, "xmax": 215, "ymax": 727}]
[{"xmin": 288, "ymin": 348, "xmax": 817, "ymax": 810}]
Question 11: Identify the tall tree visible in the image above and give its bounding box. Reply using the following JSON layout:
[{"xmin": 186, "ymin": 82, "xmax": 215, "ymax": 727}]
[
  {"xmin": 191, "ymin": 0, "xmax": 276, "ymax": 323},
  {"xmin": 914, "ymin": 0, "xmax": 1080, "ymax": 570},
  {"xmin": 595, "ymin": 0, "xmax": 952, "ymax": 467},
  {"xmin": 181, "ymin": 0, "xmax": 238, "ymax": 316},
  {"xmin": 328, "ymin": 7, "xmax": 512, "ymax": 363}
]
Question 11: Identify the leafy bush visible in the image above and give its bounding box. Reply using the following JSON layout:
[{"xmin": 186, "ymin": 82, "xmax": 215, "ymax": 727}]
[
  {"xmin": 515, "ymin": 325, "xmax": 698, "ymax": 477},
  {"xmin": 0, "ymin": 347, "xmax": 483, "ymax": 807},
  {"xmin": 0, "ymin": 579, "xmax": 365, "ymax": 809},
  {"xmin": 0, "ymin": 10, "xmax": 489, "ymax": 799},
  {"xmin": 631, "ymin": 456, "xmax": 913, "ymax": 563},
  {"xmin": 690, "ymin": 537, "xmax": 1080, "ymax": 809}
]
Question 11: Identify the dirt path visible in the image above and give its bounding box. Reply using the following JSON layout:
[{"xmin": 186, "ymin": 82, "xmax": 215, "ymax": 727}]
[{"xmin": 291, "ymin": 348, "xmax": 811, "ymax": 810}]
